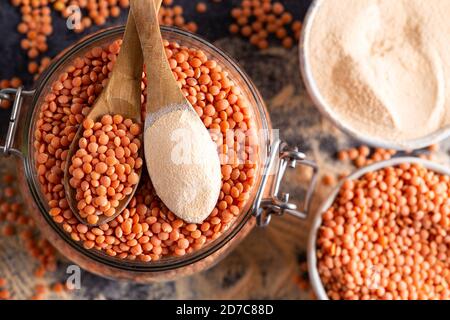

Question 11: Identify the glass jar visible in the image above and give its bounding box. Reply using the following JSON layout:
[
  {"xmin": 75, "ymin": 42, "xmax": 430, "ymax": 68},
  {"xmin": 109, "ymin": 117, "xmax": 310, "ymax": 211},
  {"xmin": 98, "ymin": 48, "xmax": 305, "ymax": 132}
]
[{"xmin": 0, "ymin": 26, "xmax": 318, "ymax": 282}]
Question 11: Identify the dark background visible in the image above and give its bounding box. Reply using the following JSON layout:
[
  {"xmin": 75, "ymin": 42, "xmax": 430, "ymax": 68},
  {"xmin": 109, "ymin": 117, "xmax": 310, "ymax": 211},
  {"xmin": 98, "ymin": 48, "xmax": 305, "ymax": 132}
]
[{"xmin": 0, "ymin": 1, "xmax": 312, "ymax": 86}]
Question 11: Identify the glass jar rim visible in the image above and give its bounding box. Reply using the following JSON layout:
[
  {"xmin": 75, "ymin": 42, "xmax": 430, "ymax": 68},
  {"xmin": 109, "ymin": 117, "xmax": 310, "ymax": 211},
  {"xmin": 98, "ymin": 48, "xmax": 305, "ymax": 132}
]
[{"xmin": 22, "ymin": 26, "xmax": 272, "ymax": 272}]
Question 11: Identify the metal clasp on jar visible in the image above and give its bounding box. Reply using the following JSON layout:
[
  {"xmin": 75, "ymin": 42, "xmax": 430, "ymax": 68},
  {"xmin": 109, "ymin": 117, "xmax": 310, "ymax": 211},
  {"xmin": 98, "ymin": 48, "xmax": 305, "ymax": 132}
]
[
  {"xmin": 252, "ymin": 140, "xmax": 319, "ymax": 227},
  {"xmin": 0, "ymin": 87, "xmax": 34, "ymax": 158}
]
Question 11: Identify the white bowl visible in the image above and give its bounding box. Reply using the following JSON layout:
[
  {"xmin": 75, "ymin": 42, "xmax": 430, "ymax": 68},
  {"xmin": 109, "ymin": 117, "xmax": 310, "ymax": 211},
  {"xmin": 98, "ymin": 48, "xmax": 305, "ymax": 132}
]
[
  {"xmin": 299, "ymin": 0, "xmax": 450, "ymax": 151},
  {"xmin": 307, "ymin": 157, "xmax": 450, "ymax": 300}
]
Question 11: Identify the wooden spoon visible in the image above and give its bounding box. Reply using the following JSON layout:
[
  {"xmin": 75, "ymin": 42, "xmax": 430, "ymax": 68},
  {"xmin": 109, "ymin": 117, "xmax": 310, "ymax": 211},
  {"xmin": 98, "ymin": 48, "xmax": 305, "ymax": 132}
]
[
  {"xmin": 131, "ymin": 0, "xmax": 186, "ymax": 128},
  {"xmin": 63, "ymin": 12, "xmax": 144, "ymax": 227},
  {"xmin": 131, "ymin": 0, "xmax": 222, "ymax": 224}
]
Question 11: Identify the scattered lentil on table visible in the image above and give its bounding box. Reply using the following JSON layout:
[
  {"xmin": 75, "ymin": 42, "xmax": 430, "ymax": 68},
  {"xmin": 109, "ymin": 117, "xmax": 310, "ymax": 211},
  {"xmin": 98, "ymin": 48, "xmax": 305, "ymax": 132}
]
[
  {"xmin": 1, "ymin": 0, "xmax": 302, "ymax": 102},
  {"xmin": 0, "ymin": 77, "xmax": 23, "ymax": 109},
  {"xmin": 4, "ymin": 0, "xmax": 199, "ymax": 86},
  {"xmin": 0, "ymin": 171, "xmax": 60, "ymax": 300},
  {"xmin": 229, "ymin": 0, "xmax": 302, "ymax": 50},
  {"xmin": 196, "ymin": 2, "xmax": 207, "ymax": 14},
  {"xmin": 158, "ymin": 3, "xmax": 198, "ymax": 33}
]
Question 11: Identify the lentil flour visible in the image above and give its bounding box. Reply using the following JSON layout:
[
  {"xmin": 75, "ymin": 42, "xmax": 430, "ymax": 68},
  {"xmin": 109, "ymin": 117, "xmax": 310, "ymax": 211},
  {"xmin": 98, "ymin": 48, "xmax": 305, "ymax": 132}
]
[
  {"xmin": 308, "ymin": 0, "xmax": 450, "ymax": 142},
  {"xmin": 144, "ymin": 108, "xmax": 222, "ymax": 224}
]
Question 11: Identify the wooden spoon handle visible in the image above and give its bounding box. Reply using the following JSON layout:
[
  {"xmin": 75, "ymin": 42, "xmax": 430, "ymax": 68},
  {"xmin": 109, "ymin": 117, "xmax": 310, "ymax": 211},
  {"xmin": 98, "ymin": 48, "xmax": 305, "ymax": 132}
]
[
  {"xmin": 131, "ymin": 0, "xmax": 186, "ymax": 115},
  {"xmin": 97, "ymin": 11, "xmax": 143, "ymax": 120},
  {"xmin": 110, "ymin": 13, "xmax": 142, "ymax": 84}
]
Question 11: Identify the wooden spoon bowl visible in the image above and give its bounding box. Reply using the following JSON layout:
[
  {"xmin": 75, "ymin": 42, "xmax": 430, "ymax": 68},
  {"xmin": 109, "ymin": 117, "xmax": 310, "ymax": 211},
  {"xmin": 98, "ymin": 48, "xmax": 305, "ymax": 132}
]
[{"xmin": 63, "ymin": 13, "xmax": 143, "ymax": 227}]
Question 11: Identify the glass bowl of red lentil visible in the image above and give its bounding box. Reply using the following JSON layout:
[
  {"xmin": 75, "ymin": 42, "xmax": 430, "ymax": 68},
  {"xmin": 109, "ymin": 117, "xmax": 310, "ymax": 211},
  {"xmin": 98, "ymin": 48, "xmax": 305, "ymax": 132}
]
[
  {"xmin": 308, "ymin": 157, "xmax": 450, "ymax": 300},
  {"xmin": 0, "ymin": 26, "xmax": 318, "ymax": 282}
]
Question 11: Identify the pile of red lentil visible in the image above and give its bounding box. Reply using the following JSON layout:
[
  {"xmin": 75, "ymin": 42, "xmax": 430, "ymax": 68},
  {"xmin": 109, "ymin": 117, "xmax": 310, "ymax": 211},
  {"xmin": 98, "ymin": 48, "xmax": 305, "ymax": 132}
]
[
  {"xmin": 4, "ymin": 0, "xmax": 199, "ymax": 86},
  {"xmin": 34, "ymin": 37, "xmax": 259, "ymax": 261},
  {"xmin": 229, "ymin": 0, "xmax": 302, "ymax": 49},
  {"xmin": 0, "ymin": 171, "xmax": 68, "ymax": 300},
  {"xmin": 52, "ymin": 0, "xmax": 130, "ymax": 31},
  {"xmin": 68, "ymin": 115, "xmax": 142, "ymax": 225},
  {"xmin": 159, "ymin": 0, "xmax": 198, "ymax": 33},
  {"xmin": 13, "ymin": 0, "xmax": 53, "ymax": 62},
  {"xmin": 317, "ymin": 162, "xmax": 450, "ymax": 300},
  {"xmin": 2, "ymin": 1, "xmax": 301, "ymax": 100}
]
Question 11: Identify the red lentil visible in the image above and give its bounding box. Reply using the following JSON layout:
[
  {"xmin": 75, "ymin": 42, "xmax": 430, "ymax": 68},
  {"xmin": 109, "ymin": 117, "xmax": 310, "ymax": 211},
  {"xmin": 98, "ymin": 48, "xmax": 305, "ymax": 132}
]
[
  {"xmin": 159, "ymin": 3, "xmax": 198, "ymax": 33},
  {"xmin": 34, "ymin": 38, "xmax": 259, "ymax": 260},
  {"xmin": 0, "ymin": 77, "xmax": 23, "ymax": 109},
  {"xmin": 52, "ymin": 282, "xmax": 65, "ymax": 293},
  {"xmin": 196, "ymin": 2, "xmax": 207, "ymax": 13},
  {"xmin": 68, "ymin": 115, "xmax": 142, "ymax": 224},
  {"xmin": 0, "ymin": 290, "xmax": 10, "ymax": 300},
  {"xmin": 317, "ymin": 163, "xmax": 450, "ymax": 300},
  {"xmin": 12, "ymin": 0, "xmax": 53, "ymax": 74},
  {"xmin": 229, "ymin": 0, "xmax": 303, "ymax": 50},
  {"xmin": 337, "ymin": 145, "xmax": 400, "ymax": 168},
  {"xmin": 0, "ymin": 172, "xmax": 58, "ymax": 300},
  {"xmin": 321, "ymin": 174, "xmax": 336, "ymax": 187},
  {"xmin": 53, "ymin": 0, "xmax": 129, "ymax": 30}
]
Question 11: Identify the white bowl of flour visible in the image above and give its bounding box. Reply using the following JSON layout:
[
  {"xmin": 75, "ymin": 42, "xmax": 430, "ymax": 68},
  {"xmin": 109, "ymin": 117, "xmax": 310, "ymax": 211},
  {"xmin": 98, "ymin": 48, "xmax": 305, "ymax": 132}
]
[{"xmin": 300, "ymin": 0, "xmax": 450, "ymax": 150}]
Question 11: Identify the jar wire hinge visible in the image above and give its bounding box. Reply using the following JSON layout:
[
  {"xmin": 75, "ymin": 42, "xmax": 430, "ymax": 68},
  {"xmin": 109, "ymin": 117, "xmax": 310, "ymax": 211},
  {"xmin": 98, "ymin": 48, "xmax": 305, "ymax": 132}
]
[
  {"xmin": 252, "ymin": 140, "xmax": 319, "ymax": 227},
  {"xmin": 0, "ymin": 87, "xmax": 34, "ymax": 158}
]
